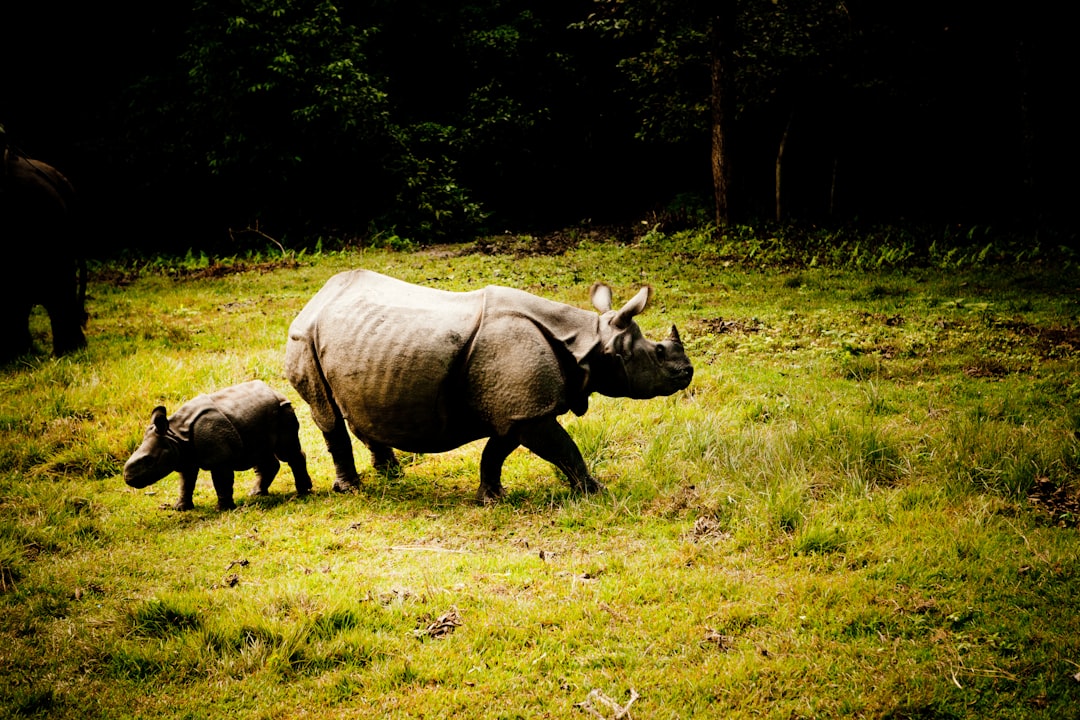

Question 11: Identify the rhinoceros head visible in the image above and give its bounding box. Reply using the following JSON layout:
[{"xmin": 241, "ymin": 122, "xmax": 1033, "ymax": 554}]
[
  {"xmin": 589, "ymin": 283, "xmax": 693, "ymax": 399},
  {"xmin": 123, "ymin": 406, "xmax": 181, "ymax": 488}
]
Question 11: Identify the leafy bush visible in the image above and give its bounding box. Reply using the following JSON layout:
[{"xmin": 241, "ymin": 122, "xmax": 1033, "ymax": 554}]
[{"xmin": 633, "ymin": 221, "xmax": 1074, "ymax": 270}]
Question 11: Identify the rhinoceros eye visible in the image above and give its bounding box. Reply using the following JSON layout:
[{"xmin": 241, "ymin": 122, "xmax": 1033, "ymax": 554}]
[{"xmin": 656, "ymin": 344, "xmax": 665, "ymax": 358}]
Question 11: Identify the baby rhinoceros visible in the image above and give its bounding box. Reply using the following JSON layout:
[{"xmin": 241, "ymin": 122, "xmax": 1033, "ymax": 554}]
[{"xmin": 123, "ymin": 380, "xmax": 313, "ymax": 511}]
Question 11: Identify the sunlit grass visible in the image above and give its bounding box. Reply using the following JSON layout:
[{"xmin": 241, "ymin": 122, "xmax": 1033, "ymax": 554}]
[{"xmin": 1, "ymin": 241, "xmax": 1078, "ymax": 718}]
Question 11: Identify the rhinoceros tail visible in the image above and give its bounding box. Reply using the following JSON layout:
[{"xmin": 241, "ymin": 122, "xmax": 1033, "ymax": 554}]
[{"xmin": 284, "ymin": 328, "xmax": 343, "ymax": 434}]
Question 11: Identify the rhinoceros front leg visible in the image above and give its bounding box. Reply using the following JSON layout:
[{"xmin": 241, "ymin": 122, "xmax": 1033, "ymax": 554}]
[
  {"xmin": 174, "ymin": 468, "xmax": 199, "ymax": 511},
  {"xmin": 210, "ymin": 468, "xmax": 237, "ymax": 511},
  {"xmin": 249, "ymin": 457, "xmax": 280, "ymax": 497},
  {"xmin": 323, "ymin": 423, "xmax": 361, "ymax": 492},
  {"xmin": 519, "ymin": 418, "xmax": 602, "ymax": 494},
  {"xmin": 478, "ymin": 435, "xmax": 519, "ymax": 503}
]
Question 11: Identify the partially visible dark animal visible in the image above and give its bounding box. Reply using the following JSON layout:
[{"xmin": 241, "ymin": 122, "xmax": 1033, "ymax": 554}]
[
  {"xmin": 285, "ymin": 269, "xmax": 694, "ymax": 502},
  {"xmin": 123, "ymin": 381, "xmax": 313, "ymax": 511},
  {"xmin": 0, "ymin": 137, "xmax": 86, "ymax": 362}
]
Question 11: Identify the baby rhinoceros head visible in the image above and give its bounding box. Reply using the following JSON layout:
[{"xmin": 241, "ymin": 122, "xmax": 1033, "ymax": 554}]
[
  {"xmin": 591, "ymin": 283, "xmax": 694, "ymax": 400},
  {"xmin": 123, "ymin": 406, "xmax": 181, "ymax": 489}
]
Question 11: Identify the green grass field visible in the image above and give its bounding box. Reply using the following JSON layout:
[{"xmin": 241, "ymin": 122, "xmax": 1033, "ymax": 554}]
[{"xmin": 2, "ymin": 234, "xmax": 1079, "ymax": 718}]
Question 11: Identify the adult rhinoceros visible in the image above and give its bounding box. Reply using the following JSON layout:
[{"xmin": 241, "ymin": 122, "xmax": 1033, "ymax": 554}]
[{"xmin": 284, "ymin": 269, "xmax": 693, "ymax": 502}]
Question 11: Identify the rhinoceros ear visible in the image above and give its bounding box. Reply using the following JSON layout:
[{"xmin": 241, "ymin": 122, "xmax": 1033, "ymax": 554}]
[
  {"xmin": 590, "ymin": 282, "xmax": 613, "ymax": 313},
  {"xmin": 611, "ymin": 286, "xmax": 652, "ymax": 329},
  {"xmin": 667, "ymin": 325, "xmax": 682, "ymax": 344},
  {"xmin": 151, "ymin": 406, "xmax": 169, "ymax": 435}
]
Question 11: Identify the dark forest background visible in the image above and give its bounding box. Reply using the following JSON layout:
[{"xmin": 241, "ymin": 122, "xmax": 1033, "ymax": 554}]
[{"xmin": 2, "ymin": 1, "xmax": 1075, "ymax": 254}]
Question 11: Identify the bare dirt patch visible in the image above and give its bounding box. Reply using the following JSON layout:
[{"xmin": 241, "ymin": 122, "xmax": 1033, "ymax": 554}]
[
  {"xmin": 92, "ymin": 257, "xmax": 302, "ymax": 286},
  {"xmin": 962, "ymin": 358, "xmax": 1024, "ymax": 379},
  {"xmin": 991, "ymin": 319, "xmax": 1080, "ymax": 358},
  {"xmin": 694, "ymin": 317, "xmax": 764, "ymax": 335},
  {"xmin": 1027, "ymin": 477, "xmax": 1080, "ymax": 527},
  {"xmin": 466, "ymin": 225, "xmax": 639, "ymax": 258}
]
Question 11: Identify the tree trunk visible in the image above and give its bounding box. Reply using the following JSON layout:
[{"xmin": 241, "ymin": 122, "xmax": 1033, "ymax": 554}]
[{"xmin": 709, "ymin": 12, "xmax": 734, "ymax": 228}]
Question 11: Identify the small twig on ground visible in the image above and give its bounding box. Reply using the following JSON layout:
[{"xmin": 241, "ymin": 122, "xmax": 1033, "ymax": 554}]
[
  {"xmin": 229, "ymin": 221, "xmax": 286, "ymax": 254},
  {"xmin": 576, "ymin": 688, "xmax": 639, "ymax": 720},
  {"xmin": 390, "ymin": 545, "xmax": 470, "ymax": 554}
]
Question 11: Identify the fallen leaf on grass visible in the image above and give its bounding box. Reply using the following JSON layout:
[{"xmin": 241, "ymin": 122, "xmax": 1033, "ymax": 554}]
[
  {"xmin": 703, "ymin": 628, "xmax": 734, "ymax": 651},
  {"xmin": 378, "ymin": 586, "xmax": 415, "ymax": 605},
  {"xmin": 212, "ymin": 573, "xmax": 240, "ymax": 589},
  {"xmin": 690, "ymin": 516, "xmax": 731, "ymax": 542}
]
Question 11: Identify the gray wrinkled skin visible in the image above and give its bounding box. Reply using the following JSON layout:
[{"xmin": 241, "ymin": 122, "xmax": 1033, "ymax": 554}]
[
  {"xmin": 0, "ymin": 150, "xmax": 87, "ymax": 361},
  {"xmin": 123, "ymin": 380, "xmax": 312, "ymax": 511},
  {"xmin": 285, "ymin": 270, "xmax": 693, "ymax": 502}
]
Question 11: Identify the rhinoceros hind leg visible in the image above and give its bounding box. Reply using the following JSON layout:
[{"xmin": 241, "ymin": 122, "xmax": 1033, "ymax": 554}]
[
  {"xmin": 2, "ymin": 304, "xmax": 35, "ymax": 362},
  {"xmin": 519, "ymin": 418, "xmax": 602, "ymax": 494},
  {"xmin": 47, "ymin": 300, "xmax": 87, "ymax": 356},
  {"xmin": 250, "ymin": 457, "xmax": 280, "ymax": 496},
  {"xmin": 323, "ymin": 424, "xmax": 361, "ymax": 492},
  {"xmin": 478, "ymin": 435, "xmax": 518, "ymax": 503},
  {"xmin": 276, "ymin": 408, "xmax": 313, "ymax": 495}
]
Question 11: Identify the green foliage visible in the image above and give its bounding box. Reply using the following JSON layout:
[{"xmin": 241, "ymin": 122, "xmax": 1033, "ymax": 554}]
[
  {"xmin": 183, "ymin": 0, "xmax": 390, "ymax": 176},
  {"xmin": 145, "ymin": 0, "xmax": 601, "ymax": 243},
  {"xmin": 574, "ymin": 0, "xmax": 710, "ymax": 143},
  {"xmin": 141, "ymin": 0, "xmax": 497, "ymax": 243},
  {"xmin": 9, "ymin": 0, "xmax": 1077, "ymax": 253},
  {"xmin": 634, "ymin": 221, "xmax": 1073, "ymax": 271},
  {"xmin": 577, "ymin": 0, "xmax": 853, "ymax": 141},
  {"xmin": 380, "ymin": 123, "xmax": 487, "ymax": 244}
]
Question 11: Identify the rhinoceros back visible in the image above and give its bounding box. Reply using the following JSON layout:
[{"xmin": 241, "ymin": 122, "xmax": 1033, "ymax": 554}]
[
  {"xmin": 286, "ymin": 270, "xmax": 486, "ymax": 450},
  {"xmin": 173, "ymin": 380, "xmax": 287, "ymax": 469}
]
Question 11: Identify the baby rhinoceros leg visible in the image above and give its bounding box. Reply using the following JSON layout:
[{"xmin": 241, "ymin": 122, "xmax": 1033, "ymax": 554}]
[
  {"xmin": 279, "ymin": 447, "xmax": 313, "ymax": 497},
  {"xmin": 249, "ymin": 456, "xmax": 281, "ymax": 497},
  {"xmin": 269, "ymin": 408, "xmax": 313, "ymax": 496}
]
